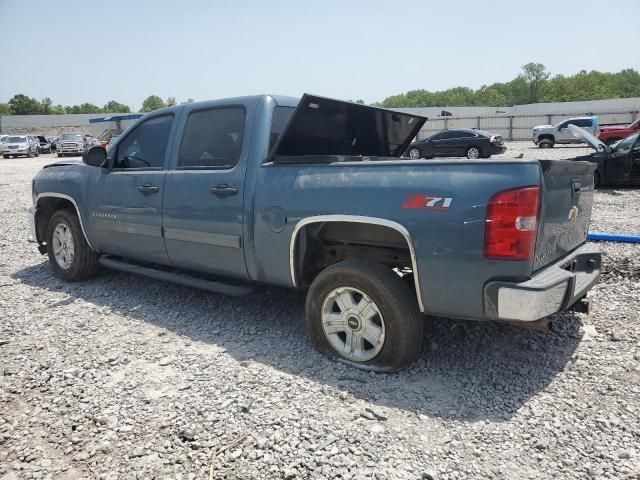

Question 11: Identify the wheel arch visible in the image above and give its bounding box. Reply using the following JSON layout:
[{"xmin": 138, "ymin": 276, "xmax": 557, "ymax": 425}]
[
  {"xmin": 538, "ymin": 134, "xmax": 555, "ymax": 142},
  {"xmin": 35, "ymin": 193, "xmax": 95, "ymax": 251},
  {"xmin": 289, "ymin": 215, "xmax": 425, "ymax": 312}
]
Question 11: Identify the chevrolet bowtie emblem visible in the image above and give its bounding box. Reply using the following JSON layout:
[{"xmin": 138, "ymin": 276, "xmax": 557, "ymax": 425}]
[{"xmin": 568, "ymin": 206, "xmax": 579, "ymax": 221}]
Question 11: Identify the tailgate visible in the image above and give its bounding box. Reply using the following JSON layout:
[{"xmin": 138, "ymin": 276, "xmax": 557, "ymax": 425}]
[{"xmin": 533, "ymin": 160, "xmax": 597, "ymax": 271}]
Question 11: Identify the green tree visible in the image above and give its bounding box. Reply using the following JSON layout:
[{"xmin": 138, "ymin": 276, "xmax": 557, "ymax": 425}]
[
  {"xmin": 52, "ymin": 104, "xmax": 66, "ymax": 114},
  {"xmin": 8, "ymin": 94, "xmax": 41, "ymax": 114},
  {"xmin": 519, "ymin": 62, "xmax": 550, "ymax": 103},
  {"xmin": 103, "ymin": 100, "xmax": 131, "ymax": 113},
  {"xmin": 40, "ymin": 97, "xmax": 53, "ymax": 114},
  {"xmin": 141, "ymin": 95, "xmax": 165, "ymax": 112},
  {"xmin": 166, "ymin": 96, "xmax": 176, "ymax": 107},
  {"xmin": 78, "ymin": 103, "xmax": 102, "ymax": 113},
  {"xmin": 0, "ymin": 103, "xmax": 10, "ymax": 115}
]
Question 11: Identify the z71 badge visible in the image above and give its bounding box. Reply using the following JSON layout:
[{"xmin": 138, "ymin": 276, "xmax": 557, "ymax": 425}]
[{"xmin": 402, "ymin": 194, "xmax": 453, "ymax": 210}]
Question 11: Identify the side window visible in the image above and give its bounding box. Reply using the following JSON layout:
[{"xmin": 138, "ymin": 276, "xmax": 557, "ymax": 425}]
[
  {"xmin": 573, "ymin": 118, "xmax": 592, "ymax": 128},
  {"xmin": 431, "ymin": 132, "xmax": 447, "ymax": 140},
  {"xmin": 178, "ymin": 107, "xmax": 246, "ymax": 169},
  {"xmin": 456, "ymin": 132, "xmax": 476, "ymax": 138},
  {"xmin": 558, "ymin": 121, "xmax": 570, "ymax": 129},
  {"xmin": 114, "ymin": 115, "xmax": 173, "ymax": 169}
]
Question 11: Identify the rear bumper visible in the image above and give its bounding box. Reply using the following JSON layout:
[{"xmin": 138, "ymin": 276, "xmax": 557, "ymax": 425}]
[{"xmin": 484, "ymin": 243, "xmax": 601, "ymax": 322}]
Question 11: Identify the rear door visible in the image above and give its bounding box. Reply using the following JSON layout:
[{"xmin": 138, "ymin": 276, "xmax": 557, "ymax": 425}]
[
  {"xmin": 162, "ymin": 104, "xmax": 250, "ymax": 279},
  {"xmin": 605, "ymin": 132, "xmax": 640, "ymax": 184},
  {"xmin": 533, "ymin": 160, "xmax": 598, "ymax": 270}
]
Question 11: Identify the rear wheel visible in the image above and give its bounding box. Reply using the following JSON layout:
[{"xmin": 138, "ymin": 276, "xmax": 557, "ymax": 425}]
[
  {"xmin": 466, "ymin": 146, "xmax": 481, "ymax": 159},
  {"xmin": 57, "ymin": 153, "xmax": 63, "ymax": 157},
  {"xmin": 305, "ymin": 258, "xmax": 424, "ymax": 371},
  {"xmin": 2, "ymin": 155, "xmax": 8, "ymax": 159},
  {"xmin": 538, "ymin": 138, "xmax": 554, "ymax": 148},
  {"xmin": 408, "ymin": 147, "xmax": 421, "ymax": 159},
  {"xmin": 46, "ymin": 209, "xmax": 100, "ymax": 281},
  {"xmin": 27, "ymin": 150, "xmax": 33, "ymax": 158}
]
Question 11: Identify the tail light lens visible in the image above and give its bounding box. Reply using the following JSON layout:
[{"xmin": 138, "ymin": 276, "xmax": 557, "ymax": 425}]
[
  {"xmin": 484, "ymin": 186, "xmax": 540, "ymax": 260},
  {"xmin": 490, "ymin": 135, "xmax": 502, "ymax": 145}
]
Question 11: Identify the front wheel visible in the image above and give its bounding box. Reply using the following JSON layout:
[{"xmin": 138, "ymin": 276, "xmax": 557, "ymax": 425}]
[
  {"xmin": 46, "ymin": 209, "xmax": 100, "ymax": 281},
  {"xmin": 27, "ymin": 150, "xmax": 34, "ymax": 158},
  {"xmin": 538, "ymin": 139, "xmax": 554, "ymax": 148},
  {"xmin": 408, "ymin": 147, "xmax": 422, "ymax": 160},
  {"xmin": 466, "ymin": 146, "xmax": 481, "ymax": 159},
  {"xmin": 305, "ymin": 259, "xmax": 424, "ymax": 371}
]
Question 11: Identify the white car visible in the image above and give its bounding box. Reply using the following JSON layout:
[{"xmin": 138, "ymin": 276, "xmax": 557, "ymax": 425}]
[{"xmin": 2, "ymin": 135, "xmax": 40, "ymax": 158}]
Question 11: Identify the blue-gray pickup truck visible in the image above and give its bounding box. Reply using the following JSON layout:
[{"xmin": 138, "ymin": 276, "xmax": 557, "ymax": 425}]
[{"xmin": 29, "ymin": 94, "xmax": 601, "ymax": 370}]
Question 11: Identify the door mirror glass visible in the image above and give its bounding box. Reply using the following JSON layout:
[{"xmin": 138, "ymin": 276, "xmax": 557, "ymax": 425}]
[{"xmin": 82, "ymin": 146, "xmax": 107, "ymax": 167}]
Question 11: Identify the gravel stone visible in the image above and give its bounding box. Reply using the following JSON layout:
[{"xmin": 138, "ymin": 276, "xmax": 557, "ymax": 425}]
[{"xmin": 0, "ymin": 149, "xmax": 639, "ymax": 479}]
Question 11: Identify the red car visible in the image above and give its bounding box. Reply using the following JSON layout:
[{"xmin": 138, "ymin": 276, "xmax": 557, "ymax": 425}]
[{"xmin": 598, "ymin": 117, "xmax": 640, "ymax": 145}]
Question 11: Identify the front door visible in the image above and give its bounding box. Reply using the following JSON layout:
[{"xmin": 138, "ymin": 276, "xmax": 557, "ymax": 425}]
[
  {"xmin": 163, "ymin": 105, "xmax": 249, "ymax": 279},
  {"xmin": 88, "ymin": 114, "xmax": 175, "ymax": 264},
  {"xmin": 604, "ymin": 132, "xmax": 640, "ymax": 185}
]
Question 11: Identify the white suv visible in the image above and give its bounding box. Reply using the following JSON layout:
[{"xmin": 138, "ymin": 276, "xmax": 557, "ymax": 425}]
[{"xmin": 532, "ymin": 117, "xmax": 599, "ymax": 148}]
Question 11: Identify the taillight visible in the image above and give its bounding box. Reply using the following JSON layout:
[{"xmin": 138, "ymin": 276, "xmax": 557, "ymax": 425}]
[
  {"xmin": 490, "ymin": 135, "xmax": 502, "ymax": 145},
  {"xmin": 484, "ymin": 186, "xmax": 540, "ymax": 260}
]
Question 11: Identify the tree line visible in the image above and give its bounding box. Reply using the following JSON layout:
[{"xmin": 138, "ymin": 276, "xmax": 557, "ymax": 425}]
[
  {"xmin": 0, "ymin": 95, "xmax": 195, "ymax": 116},
  {"xmin": 373, "ymin": 64, "xmax": 640, "ymax": 108},
  {"xmin": 2, "ymin": 64, "xmax": 639, "ymax": 115}
]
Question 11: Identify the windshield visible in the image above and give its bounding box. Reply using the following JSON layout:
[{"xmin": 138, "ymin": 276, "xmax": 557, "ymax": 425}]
[
  {"xmin": 614, "ymin": 132, "xmax": 640, "ymax": 153},
  {"xmin": 7, "ymin": 136, "xmax": 27, "ymax": 142},
  {"xmin": 62, "ymin": 134, "xmax": 83, "ymax": 141}
]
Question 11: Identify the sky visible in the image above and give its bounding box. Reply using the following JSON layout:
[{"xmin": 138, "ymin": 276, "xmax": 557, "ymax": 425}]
[{"xmin": 1, "ymin": 0, "xmax": 639, "ymax": 110}]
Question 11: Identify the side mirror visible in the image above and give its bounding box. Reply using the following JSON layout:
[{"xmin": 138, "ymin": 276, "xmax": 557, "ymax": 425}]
[{"xmin": 82, "ymin": 146, "xmax": 107, "ymax": 167}]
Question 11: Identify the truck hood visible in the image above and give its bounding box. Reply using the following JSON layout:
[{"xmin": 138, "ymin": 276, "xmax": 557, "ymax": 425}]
[
  {"xmin": 271, "ymin": 94, "xmax": 427, "ymax": 162},
  {"xmin": 533, "ymin": 125, "xmax": 552, "ymax": 130},
  {"xmin": 568, "ymin": 124, "xmax": 607, "ymax": 152}
]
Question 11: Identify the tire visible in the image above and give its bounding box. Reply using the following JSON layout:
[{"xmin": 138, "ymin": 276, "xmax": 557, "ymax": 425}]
[
  {"xmin": 57, "ymin": 153, "xmax": 62, "ymax": 157},
  {"xmin": 27, "ymin": 150, "xmax": 33, "ymax": 158},
  {"xmin": 305, "ymin": 258, "xmax": 424, "ymax": 371},
  {"xmin": 538, "ymin": 139, "xmax": 554, "ymax": 148},
  {"xmin": 2, "ymin": 155, "xmax": 7, "ymax": 159},
  {"xmin": 466, "ymin": 146, "xmax": 481, "ymax": 159},
  {"xmin": 46, "ymin": 209, "xmax": 100, "ymax": 282},
  {"xmin": 408, "ymin": 147, "xmax": 422, "ymax": 160}
]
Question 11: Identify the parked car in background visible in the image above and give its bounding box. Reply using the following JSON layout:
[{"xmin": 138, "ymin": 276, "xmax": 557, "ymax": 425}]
[
  {"xmin": 50, "ymin": 137, "xmax": 59, "ymax": 152},
  {"xmin": 36, "ymin": 135, "xmax": 52, "ymax": 153},
  {"xmin": 2, "ymin": 135, "xmax": 40, "ymax": 158},
  {"xmin": 0, "ymin": 135, "xmax": 9, "ymax": 147},
  {"xmin": 406, "ymin": 128, "xmax": 506, "ymax": 159},
  {"xmin": 598, "ymin": 117, "xmax": 640, "ymax": 146},
  {"xmin": 569, "ymin": 124, "xmax": 640, "ymax": 187},
  {"xmin": 532, "ymin": 116, "xmax": 599, "ymax": 148},
  {"xmin": 57, "ymin": 133, "xmax": 86, "ymax": 157}
]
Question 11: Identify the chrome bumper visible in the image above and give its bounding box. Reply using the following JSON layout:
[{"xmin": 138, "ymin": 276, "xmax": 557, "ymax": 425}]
[
  {"xmin": 28, "ymin": 206, "xmax": 38, "ymax": 243},
  {"xmin": 484, "ymin": 243, "xmax": 601, "ymax": 322}
]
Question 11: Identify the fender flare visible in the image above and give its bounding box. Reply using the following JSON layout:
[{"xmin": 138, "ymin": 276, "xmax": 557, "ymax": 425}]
[
  {"xmin": 36, "ymin": 193, "xmax": 96, "ymax": 252},
  {"xmin": 289, "ymin": 215, "xmax": 425, "ymax": 312}
]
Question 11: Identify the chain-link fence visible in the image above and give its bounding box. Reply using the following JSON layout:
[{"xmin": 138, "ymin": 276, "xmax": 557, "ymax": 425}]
[{"xmin": 417, "ymin": 111, "xmax": 639, "ymax": 141}]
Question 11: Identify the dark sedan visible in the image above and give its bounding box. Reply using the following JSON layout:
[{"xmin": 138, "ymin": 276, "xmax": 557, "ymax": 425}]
[{"xmin": 406, "ymin": 128, "xmax": 507, "ymax": 159}]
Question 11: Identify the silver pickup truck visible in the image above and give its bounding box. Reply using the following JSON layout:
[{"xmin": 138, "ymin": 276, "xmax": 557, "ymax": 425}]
[
  {"xmin": 533, "ymin": 116, "xmax": 599, "ymax": 148},
  {"xmin": 29, "ymin": 94, "xmax": 601, "ymax": 370}
]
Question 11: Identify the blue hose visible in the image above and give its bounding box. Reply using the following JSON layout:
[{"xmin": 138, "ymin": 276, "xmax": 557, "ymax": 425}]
[{"xmin": 587, "ymin": 232, "xmax": 640, "ymax": 244}]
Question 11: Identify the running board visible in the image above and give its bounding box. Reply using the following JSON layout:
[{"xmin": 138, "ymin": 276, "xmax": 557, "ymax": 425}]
[{"xmin": 99, "ymin": 256, "xmax": 254, "ymax": 297}]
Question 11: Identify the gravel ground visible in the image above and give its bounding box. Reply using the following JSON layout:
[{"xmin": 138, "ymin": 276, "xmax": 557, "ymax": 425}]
[{"xmin": 1, "ymin": 146, "xmax": 639, "ymax": 480}]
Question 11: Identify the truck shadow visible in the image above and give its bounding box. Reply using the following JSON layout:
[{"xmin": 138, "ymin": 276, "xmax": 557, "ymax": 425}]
[{"xmin": 13, "ymin": 262, "xmax": 582, "ymax": 422}]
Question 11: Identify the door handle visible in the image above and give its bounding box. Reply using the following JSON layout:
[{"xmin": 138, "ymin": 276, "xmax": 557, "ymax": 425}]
[
  {"xmin": 138, "ymin": 184, "xmax": 160, "ymax": 194},
  {"xmin": 210, "ymin": 184, "xmax": 238, "ymax": 198}
]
